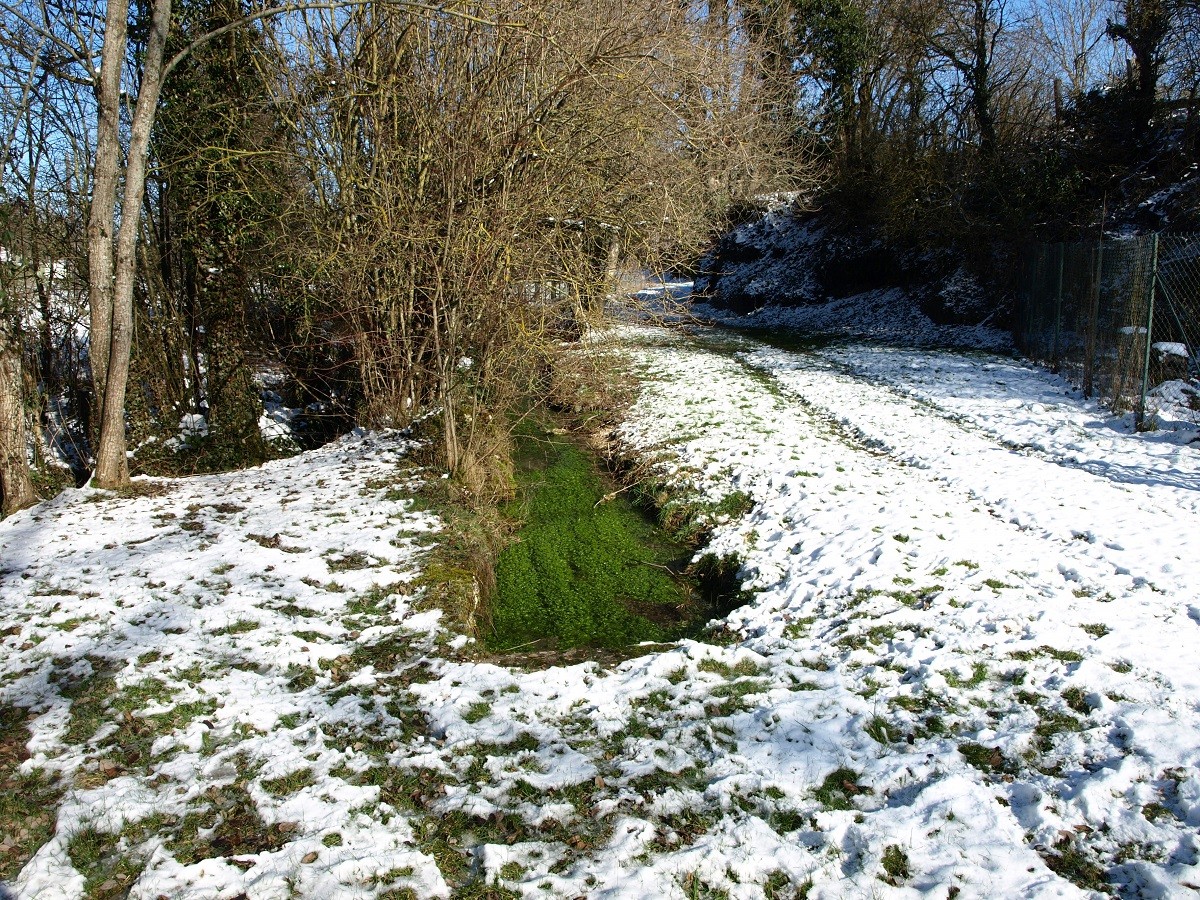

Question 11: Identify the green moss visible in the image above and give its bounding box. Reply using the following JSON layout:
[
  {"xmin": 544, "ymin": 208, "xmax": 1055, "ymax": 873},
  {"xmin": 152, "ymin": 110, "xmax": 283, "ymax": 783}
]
[{"xmin": 488, "ymin": 422, "xmax": 693, "ymax": 651}]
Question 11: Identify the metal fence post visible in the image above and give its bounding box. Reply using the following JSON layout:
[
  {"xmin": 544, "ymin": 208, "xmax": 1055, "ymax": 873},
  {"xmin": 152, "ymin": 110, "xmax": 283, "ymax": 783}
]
[{"xmin": 1137, "ymin": 233, "xmax": 1160, "ymax": 430}]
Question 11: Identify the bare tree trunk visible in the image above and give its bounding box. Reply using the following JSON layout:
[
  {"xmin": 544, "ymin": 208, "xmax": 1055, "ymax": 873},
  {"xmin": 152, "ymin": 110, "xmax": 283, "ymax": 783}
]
[
  {"xmin": 0, "ymin": 313, "xmax": 35, "ymax": 516},
  {"xmin": 93, "ymin": 0, "xmax": 173, "ymax": 488},
  {"xmin": 87, "ymin": 0, "xmax": 130, "ymax": 440}
]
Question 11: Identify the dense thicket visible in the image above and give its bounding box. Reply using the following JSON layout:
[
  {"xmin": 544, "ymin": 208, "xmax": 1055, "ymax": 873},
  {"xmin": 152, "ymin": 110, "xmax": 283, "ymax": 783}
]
[{"xmin": 0, "ymin": 0, "xmax": 798, "ymax": 508}]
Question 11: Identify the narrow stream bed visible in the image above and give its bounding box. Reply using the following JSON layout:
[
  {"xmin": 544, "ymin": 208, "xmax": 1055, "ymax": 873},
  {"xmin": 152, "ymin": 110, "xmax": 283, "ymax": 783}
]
[{"xmin": 485, "ymin": 413, "xmax": 708, "ymax": 654}]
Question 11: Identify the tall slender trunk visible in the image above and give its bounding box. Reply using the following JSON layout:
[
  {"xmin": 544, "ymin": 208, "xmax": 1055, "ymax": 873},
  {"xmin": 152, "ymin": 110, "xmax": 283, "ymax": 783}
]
[
  {"xmin": 0, "ymin": 312, "xmax": 35, "ymax": 516},
  {"xmin": 87, "ymin": 0, "xmax": 130, "ymax": 443},
  {"xmin": 93, "ymin": 0, "xmax": 174, "ymax": 489}
]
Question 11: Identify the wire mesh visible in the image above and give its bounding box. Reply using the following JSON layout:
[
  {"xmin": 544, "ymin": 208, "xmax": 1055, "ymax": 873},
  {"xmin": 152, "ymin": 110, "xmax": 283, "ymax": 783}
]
[{"xmin": 1013, "ymin": 233, "xmax": 1200, "ymax": 427}]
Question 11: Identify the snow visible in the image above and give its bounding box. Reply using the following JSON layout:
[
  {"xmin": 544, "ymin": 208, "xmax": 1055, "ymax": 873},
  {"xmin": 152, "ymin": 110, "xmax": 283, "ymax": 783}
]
[
  {"xmin": 4, "ymin": 320, "xmax": 1200, "ymax": 898},
  {"xmin": 1153, "ymin": 342, "xmax": 1189, "ymax": 359}
]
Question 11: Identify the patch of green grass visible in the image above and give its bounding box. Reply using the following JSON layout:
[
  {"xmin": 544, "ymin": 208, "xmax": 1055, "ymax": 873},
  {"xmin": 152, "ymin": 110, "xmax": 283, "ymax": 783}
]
[
  {"xmin": 865, "ymin": 715, "xmax": 897, "ymax": 744},
  {"xmin": 68, "ymin": 827, "xmax": 145, "ymax": 900},
  {"xmin": 1041, "ymin": 836, "xmax": 1110, "ymax": 893},
  {"xmin": 763, "ymin": 870, "xmax": 801, "ymax": 899},
  {"xmin": 0, "ymin": 705, "xmax": 63, "ymax": 880},
  {"xmin": 891, "ymin": 585, "xmax": 943, "ymax": 607},
  {"xmin": 347, "ymin": 583, "xmax": 404, "ymax": 616},
  {"xmin": 983, "ymin": 578, "xmax": 1011, "ymax": 591},
  {"xmin": 892, "ymin": 693, "xmax": 933, "ymax": 713},
  {"xmin": 1009, "ymin": 645, "xmax": 1084, "ymax": 664},
  {"xmin": 698, "ymin": 657, "xmax": 762, "ymax": 678},
  {"xmin": 286, "ymin": 664, "xmax": 318, "ymax": 691},
  {"xmin": 813, "ymin": 768, "xmax": 870, "ymax": 811},
  {"xmin": 60, "ymin": 667, "xmax": 120, "ymax": 745},
  {"xmin": 164, "ymin": 779, "xmax": 292, "ymax": 865},
  {"xmin": 880, "ymin": 844, "xmax": 911, "ymax": 885},
  {"xmin": 958, "ymin": 742, "xmax": 1016, "ymax": 775},
  {"xmin": 1142, "ymin": 802, "xmax": 1175, "ymax": 823},
  {"xmin": 210, "ymin": 619, "xmax": 259, "ymax": 636},
  {"xmin": 838, "ymin": 624, "xmax": 896, "ymax": 651},
  {"xmin": 1033, "ymin": 710, "xmax": 1083, "ymax": 753},
  {"xmin": 1079, "ymin": 623, "xmax": 1110, "ymax": 638},
  {"xmin": 497, "ymin": 860, "xmax": 525, "ymax": 882},
  {"xmin": 783, "ymin": 616, "xmax": 816, "ymax": 639},
  {"xmin": 326, "ymin": 550, "xmax": 374, "ymax": 572},
  {"xmin": 707, "ymin": 677, "xmax": 770, "ymax": 714},
  {"xmin": 1061, "ymin": 686, "xmax": 1093, "ymax": 715},
  {"xmin": 943, "ymin": 662, "xmax": 988, "ymax": 689},
  {"xmin": 716, "ymin": 490, "xmax": 754, "ymax": 519},
  {"xmin": 462, "ymin": 701, "xmax": 491, "ymax": 724},
  {"xmin": 261, "ymin": 767, "xmax": 317, "ymax": 797}
]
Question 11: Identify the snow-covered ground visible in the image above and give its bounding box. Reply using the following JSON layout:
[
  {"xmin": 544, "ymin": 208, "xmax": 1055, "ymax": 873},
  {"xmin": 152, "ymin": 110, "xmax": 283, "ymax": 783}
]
[{"xmin": 2, "ymin": 323, "xmax": 1200, "ymax": 899}]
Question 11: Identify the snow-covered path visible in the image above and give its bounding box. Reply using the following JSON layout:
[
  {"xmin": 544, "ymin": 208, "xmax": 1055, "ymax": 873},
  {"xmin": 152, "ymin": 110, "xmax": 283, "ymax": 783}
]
[
  {"xmin": 612, "ymin": 326, "xmax": 1200, "ymax": 898},
  {"xmin": 1, "ymin": 325, "xmax": 1199, "ymax": 900}
]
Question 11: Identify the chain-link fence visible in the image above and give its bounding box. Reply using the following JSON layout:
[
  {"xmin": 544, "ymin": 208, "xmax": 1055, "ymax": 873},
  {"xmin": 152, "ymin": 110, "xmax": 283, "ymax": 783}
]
[{"xmin": 1013, "ymin": 233, "xmax": 1200, "ymax": 428}]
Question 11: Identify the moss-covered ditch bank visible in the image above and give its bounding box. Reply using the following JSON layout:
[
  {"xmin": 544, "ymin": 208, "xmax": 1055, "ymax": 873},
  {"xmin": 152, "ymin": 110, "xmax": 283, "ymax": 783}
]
[{"xmin": 484, "ymin": 415, "xmax": 719, "ymax": 655}]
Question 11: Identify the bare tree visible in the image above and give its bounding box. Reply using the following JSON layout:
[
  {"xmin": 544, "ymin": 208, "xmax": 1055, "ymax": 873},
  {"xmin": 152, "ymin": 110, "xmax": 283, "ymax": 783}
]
[
  {"xmin": 1028, "ymin": 0, "xmax": 1119, "ymax": 97},
  {"xmin": 264, "ymin": 0, "xmax": 795, "ymax": 484},
  {"xmin": 0, "ymin": 10, "xmax": 44, "ymax": 515}
]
